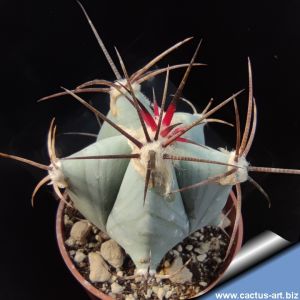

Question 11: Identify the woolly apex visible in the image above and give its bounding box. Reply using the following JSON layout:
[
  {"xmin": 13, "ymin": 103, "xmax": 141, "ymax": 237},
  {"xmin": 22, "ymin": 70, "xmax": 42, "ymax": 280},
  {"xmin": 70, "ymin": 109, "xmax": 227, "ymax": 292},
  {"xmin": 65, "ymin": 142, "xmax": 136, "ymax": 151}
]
[{"xmin": 109, "ymin": 80, "xmax": 141, "ymax": 116}]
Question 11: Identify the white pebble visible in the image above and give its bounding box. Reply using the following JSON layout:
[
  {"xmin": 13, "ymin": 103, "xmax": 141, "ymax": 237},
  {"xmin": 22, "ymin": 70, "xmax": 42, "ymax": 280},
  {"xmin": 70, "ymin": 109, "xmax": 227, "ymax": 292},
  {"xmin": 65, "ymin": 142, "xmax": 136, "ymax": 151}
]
[
  {"xmin": 197, "ymin": 254, "xmax": 207, "ymax": 262},
  {"xmin": 193, "ymin": 231, "xmax": 201, "ymax": 237},
  {"xmin": 100, "ymin": 231, "xmax": 110, "ymax": 240},
  {"xmin": 213, "ymin": 256, "xmax": 223, "ymax": 264},
  {"xmin": 200, "ymin": 281, "xmax": 208, "ymax": 287},
  {"xmin": 88, "ymin": 243, "xmax": 96, "ymax": 248},
  {"xmin": 185, "ymin": 244, "xmax": 193, "ymax": 251},
  {"xmin": 95, "ymin": 234, "xmax": 103, "ymax": 242},
  {"xmin": 145, "ymin": 288, "xmax": 152, "ymax": 298},
  {"xmin": 125, "ymin": 294, "xmax": 136, "ymax": 300},
  {"xmin": 65, "ymin": 237, "xmax": 75, "ymax": 247},
  {"xmin": 92, "ymin": 226, "xmax": 99, "ymax": 234},
  {"xmin": 156, "ymin": 287, "xmax": 166, "ymax": 300},
  {"xmin": 165, "ymin": 290, "xmax": 173, "ymax": 299},
  {"xmin": 64, "ymin": 214, "xmax": 73, "ymax": 226},
  {"xmin": 210, "ymin": 237, "xmax": 220, "ymax": 250},
  {"xmin": 111, "ymin": 282, "xmax": 124, "ymax": 294},
  {"xmin": 200, "ymin": 242, "xmax": 210, "ymax": 253},
  {"xmin": 164, "ymin": 260, "xmax": 170, "ymax": 268},
  {"xmin": 177, "ymin": 245, "xmax": 183, "ymax": 252},
  {"xmin": 116, "ymin": 271, "xmax": 123, "ymax": 277},
  {"xmin": 163, "ymin": 285, "xmax": 170, "ymax": 292},
  {"xmin": 164, "ymin": 257, "xmax": 193, "ymax": 284},
  {"xmin": 74, "ymin": 251, "xmax": 86, "ymax": 263}
]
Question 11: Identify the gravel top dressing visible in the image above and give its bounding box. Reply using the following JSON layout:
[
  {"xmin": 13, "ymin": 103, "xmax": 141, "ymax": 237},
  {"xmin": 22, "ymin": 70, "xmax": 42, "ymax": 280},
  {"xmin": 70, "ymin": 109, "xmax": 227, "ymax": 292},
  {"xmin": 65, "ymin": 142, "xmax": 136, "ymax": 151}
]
[{"xmin": 63, "ymin": 206, "xmax": 229, "ymax": 300}]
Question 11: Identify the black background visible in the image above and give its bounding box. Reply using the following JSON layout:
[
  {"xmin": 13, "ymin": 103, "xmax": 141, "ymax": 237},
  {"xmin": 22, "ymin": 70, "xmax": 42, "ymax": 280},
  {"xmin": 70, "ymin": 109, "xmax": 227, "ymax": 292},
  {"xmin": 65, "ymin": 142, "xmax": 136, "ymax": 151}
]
[{"xmin": 0, "ymin": 0, "xmax": 300, "ymax": 299}]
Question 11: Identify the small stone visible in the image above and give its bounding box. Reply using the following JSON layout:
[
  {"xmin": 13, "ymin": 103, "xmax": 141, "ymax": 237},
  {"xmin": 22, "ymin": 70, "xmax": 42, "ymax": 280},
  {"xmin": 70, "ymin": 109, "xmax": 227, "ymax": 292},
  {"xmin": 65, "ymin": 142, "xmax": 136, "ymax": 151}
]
[
  {"xmin": 116, "ymin": 271, "xmax": 123, "ymax": 277},
  {"xmin": 165, "ymin": 290, "xmax": 173, "ymax": 299},
  {"xmin": 88, "ymin": 243, "xmax": 96, "ymax": 248},
  {"xmin": 111, "ymin": 282, "xmax": 124, "ymax": 294},
  {"xmin": 196, "ymin": 254, "xmax": 207, "ymax": 262},
  {"xmin": 108, "ymin": 293, "xmax": 116, "ymax": 299},
  {"xmin": 193, "ymin": 231, "xmax": 201, "ymax": 237},
  {"xmin": 173, "ymin": 250, "xmax": 179, "ymax": 256},
  {"xmin": 134, "ymin": 275, "xmax": 143, "ymax": 283},
  {"xmin": 65, "ymin": 237, "xmax": 75, "ymax": 247},
  {"xmin": 156, "ymin": 287, "xmax": 166, "ymax": 300},
  {"xmin": 100, "ymin": 231, "xmax": 110, "ymax": 240},
  {"xmin": 78, "ymin": 262, "xmax": 86, "ymax": 268},
  {"xmin": 88, "ymin": 252, "xmax": 111, "ymax": 282},
  {"xmin": 199, "ymin": 242, "xmax": 210, "ymax": 253},
  {"xmin": 164, "ymin": 257, "xmax": 193, "ymax": 284},
  {"xmin": 92, "ymin": 226, "xmax": 99, "ymax": 234},
  {"xmin": 164, "ymin": 285, "xmax": 170, "ymax": 292},
  {"xmin": 177, "ymin": 245, "xmax": 183, "ymax": 252},
  {"xmin": 69, "ymin": 250, "xmax": 76, "ymax": 256},
  {"xmin": 200, "ymin": 281, "xmax": 208, "ymax": 287},
  {"xmin": 70, "ymin": 220, "xmax": 91, "ymax": 244},
  {"xmin": 194, "ymin": 248, "xmax": 201, "ymax": 254},
  {"xmin": 64, "ymin": 214, "xmax": 73, "ymax": 226},
  {"xmin": 100, "ymin": 240, "xmax": 124, "ymax": 268},
  {"xmin": 130, "ymin": 283, "xmax": 137, "ymax": 290},
  {"xmin": 210, "ymin": 237, "xmax": 220, "ymax": 250},
  {"xmin": 125, "ymin": 294, "xmax": 136, "ymax": 300},
  {"xmin": 164, "ymin": 260, "xmax": 170, "ymax": 268},
  {"xmin": 213, "ymin": 256, "xmax": 222, "ymax": 264},
  {"xmin": 185, "ymin": 244, "xmax": 193, "ymax": 251},
  {"xmin": 146, "ymin": 288, "xmax": 152, "ymax": 298},
  {"xmin": 74, "ymin": 251, "xmax": 86, "ymax": 263},
  {"xmin": 95, "ymin": 234, "xmax": 103, "ymax": 243}
]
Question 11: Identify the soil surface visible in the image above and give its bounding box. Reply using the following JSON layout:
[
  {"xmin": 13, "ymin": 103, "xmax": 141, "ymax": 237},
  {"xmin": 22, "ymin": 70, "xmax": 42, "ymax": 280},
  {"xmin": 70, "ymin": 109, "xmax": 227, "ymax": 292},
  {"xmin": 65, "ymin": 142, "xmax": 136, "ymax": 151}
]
[{"xmin": 63, "ymin": 206, "xmax": 229, "ymax": 300}]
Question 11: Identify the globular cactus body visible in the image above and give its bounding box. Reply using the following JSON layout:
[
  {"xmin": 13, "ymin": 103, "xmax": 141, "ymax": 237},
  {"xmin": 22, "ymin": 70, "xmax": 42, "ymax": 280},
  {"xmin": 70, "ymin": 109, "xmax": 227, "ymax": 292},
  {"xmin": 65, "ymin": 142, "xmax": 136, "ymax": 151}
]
[{"xmin": 57, "ymin": 82, "xmax": 240, "ymax": 273}]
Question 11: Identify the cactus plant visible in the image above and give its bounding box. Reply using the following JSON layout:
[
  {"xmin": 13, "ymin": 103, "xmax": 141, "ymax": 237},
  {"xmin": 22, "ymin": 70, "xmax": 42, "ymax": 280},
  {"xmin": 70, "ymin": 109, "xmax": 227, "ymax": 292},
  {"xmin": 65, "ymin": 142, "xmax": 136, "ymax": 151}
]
[{"xmin": 1, "ymin": 1, "xmax": 300, "ymax": 288}]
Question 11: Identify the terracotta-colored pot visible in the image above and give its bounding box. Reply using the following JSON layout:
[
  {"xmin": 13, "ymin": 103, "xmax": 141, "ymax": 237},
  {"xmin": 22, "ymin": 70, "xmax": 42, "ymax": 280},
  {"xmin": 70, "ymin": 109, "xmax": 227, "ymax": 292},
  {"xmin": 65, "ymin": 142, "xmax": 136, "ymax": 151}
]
[{"xmin": 56, "ymin": 191, "xmax": 243, "ymax": 300}]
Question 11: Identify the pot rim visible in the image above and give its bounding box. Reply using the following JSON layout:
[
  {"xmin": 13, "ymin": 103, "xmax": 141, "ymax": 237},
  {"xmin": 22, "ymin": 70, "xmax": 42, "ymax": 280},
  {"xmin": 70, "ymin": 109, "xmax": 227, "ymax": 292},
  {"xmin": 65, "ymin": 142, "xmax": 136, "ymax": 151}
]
[{"xmin": 56, "ymin": 191, "xmax": 243, "ymax": 300}]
